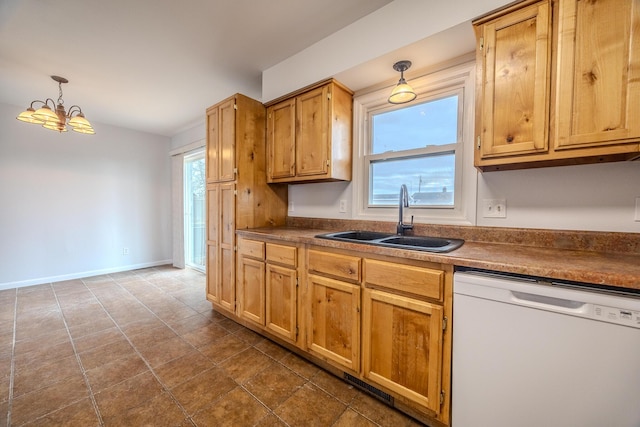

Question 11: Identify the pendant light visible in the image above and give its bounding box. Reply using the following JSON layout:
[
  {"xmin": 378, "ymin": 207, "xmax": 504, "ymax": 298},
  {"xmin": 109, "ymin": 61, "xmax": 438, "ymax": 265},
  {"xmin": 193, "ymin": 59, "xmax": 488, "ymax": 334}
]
[
  {"xmin": 17, "ymin": 75, "xmax": 95, "ymax": 134},
  {"xmin": 388, "ymin": 60, "xmax": 417, "ymax": 105}
]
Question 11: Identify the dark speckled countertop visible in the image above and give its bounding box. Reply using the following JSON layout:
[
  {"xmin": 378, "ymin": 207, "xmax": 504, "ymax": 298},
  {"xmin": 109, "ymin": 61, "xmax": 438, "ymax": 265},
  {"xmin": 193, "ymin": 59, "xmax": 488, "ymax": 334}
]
[{"xmin": 237, "ymin": 218, "xmax": 640, "ymax": 291}]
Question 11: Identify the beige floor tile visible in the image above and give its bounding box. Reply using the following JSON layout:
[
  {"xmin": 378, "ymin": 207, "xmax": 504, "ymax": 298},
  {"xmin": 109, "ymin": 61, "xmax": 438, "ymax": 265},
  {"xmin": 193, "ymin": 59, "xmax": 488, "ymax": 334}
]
[
  {"xmin": 153, "ymin": 350, "xmax": 214, "ymax": 389},
  {"xmin": 102, "ymin": 391, "xmax": 187, "ymax": 426},
  {"xmin": 218, "ymin": 347, "xmax": 274, "ymax": 384},
  {"xmin": 333, "ymin": 408, "xmax": 379, "ymax": 427},
  {"xmin": 198, "ymin": 334, "xmax": 250, "ymax": 363},
  {"xmin": 135, "ymin": 335, "xmax": 194, "ymax": 367},
  {"xmin": 13, "ymin": 353, "xmax": 82, "ymax": 397},
  {"xmin": 85, "ymin": 352, "xmax": 149, "ymax": 392},
  {"xmin": 279, "ymin": 352, "xmax": 322, "ymax": 380},
  {"xmin": 349, "ymin": 392, "xmax": 419, "ymax": 427},
  {"xmin": 244, "ymin": 362, "xmax": 306, "ymax": 410},
  {"xmin": 78, "ymin": 338, "xmax": 137, "ymax": 371},
  {"xmin": 310, "ymin": 369, "xmax": 359, "ymax": 405},
  {"xmin": 23, "ymin": 398, "xmax": 100, "ymax": 426},
  {"xmin": 192, "ymin": 387, "xmax": 268, "ymax": 427},
  {"xmin": 274, "ymin": 383, "xmax": 347, "ymax": 427},
  {"xmin": 180, "ymin": 322, "xmax": 229, "ymax": 347},
  {"xmin": 11, "ymin": 375, "xmax": 88, "ymax": 425},
  {"xmin": 94, "ymin": 371, "xmax": 164, "ymax": 420},
  {"xmin": 170, "ymin": 367, "xmax": 236, "ymax": 415}
]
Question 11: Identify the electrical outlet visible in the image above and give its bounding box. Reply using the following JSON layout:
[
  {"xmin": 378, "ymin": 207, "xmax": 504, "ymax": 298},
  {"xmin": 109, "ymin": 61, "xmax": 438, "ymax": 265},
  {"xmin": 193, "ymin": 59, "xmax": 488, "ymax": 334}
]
[
  {"xmin": 635, "ymin": 197, "xmax": 640, "ymax": 221},
  {"xmin": 339, "ymin": 199, "xmax": 347, "ymax": 213},
  {"xmin": 123, "ymin": 247, "xmax": 130, "ymax": 255},
  {"xmin": 483, "ymin": 199, "xmax": 507, "ymax": 218},
  {"xmin": 288, "ymin": 201, "xmax": 294, "ymax": 212}
]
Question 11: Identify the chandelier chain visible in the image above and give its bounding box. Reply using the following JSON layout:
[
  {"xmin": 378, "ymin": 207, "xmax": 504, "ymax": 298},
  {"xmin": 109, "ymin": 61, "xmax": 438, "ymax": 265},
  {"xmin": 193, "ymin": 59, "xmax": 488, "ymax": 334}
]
[{"xmin": 57, "ymin": 82, "xmax": 64, "ymax": 105}]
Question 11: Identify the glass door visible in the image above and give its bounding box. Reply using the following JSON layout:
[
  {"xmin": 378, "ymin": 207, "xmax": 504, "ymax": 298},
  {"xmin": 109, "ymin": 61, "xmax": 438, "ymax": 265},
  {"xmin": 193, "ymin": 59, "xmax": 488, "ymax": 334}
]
[{"xmin": 184, "ymin": 150, "xmax": 206, "ymax": 271}]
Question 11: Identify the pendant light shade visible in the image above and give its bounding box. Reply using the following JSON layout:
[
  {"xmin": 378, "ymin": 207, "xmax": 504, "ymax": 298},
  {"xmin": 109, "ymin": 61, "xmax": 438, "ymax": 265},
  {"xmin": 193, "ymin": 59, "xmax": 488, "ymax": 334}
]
[{"xmin": 388, "ymin": 60, "xmax": 417, "ymax": 105}]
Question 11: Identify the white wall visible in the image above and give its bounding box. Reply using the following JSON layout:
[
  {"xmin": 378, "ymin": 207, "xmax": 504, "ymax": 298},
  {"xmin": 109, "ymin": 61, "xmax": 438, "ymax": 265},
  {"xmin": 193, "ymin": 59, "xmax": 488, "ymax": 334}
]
[
  {"xmin": 170, "ymin": 121, "xmax": 205, "ymax": 151},
  {"xmin": 265, "ymin": 0, "xmax": 640, "ymax": 234},
  {"xmin": 477, "ymin": 162, "xmax": 640, "ymax": 232},
  {"xmin": 0, "ymin": 102, "xmax": 172, "ymax": 289}
]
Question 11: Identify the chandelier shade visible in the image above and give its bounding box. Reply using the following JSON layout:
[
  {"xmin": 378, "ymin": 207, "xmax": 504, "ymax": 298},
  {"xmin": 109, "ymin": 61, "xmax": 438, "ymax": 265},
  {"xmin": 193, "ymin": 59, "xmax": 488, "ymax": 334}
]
[{"xmin": 16, "ymin": 75, "xmax": 94, "ymax": 134}]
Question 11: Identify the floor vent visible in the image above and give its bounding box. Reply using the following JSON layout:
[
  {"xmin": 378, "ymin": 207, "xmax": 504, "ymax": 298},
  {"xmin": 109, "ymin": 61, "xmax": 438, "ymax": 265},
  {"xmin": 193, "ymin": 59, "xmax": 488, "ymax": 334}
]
[{"xmin": 343, "ymin": 373, "xmax": 394, "ymax": 406}]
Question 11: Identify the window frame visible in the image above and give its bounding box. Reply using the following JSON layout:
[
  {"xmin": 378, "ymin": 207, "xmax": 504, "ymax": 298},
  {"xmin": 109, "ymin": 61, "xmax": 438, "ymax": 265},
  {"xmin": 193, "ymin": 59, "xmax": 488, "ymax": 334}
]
[{"xmin": 351, "ymin": 60, "xmax": 477, "ymax": 225}]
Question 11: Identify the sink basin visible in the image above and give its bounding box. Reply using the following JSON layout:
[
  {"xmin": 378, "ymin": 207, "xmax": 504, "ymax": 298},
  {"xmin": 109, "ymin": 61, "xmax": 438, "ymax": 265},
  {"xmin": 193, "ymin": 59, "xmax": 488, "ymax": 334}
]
[
  {"xmin": 319, "ymin": 230, "xmax": 394, "ymax": 241},
  {"xmin": 380, "ymin": 236, "xmax": 453, "ymax": 248},
  {"xmin": 316, "ymin": 230, "xmax": 464, "ymax": 253}
]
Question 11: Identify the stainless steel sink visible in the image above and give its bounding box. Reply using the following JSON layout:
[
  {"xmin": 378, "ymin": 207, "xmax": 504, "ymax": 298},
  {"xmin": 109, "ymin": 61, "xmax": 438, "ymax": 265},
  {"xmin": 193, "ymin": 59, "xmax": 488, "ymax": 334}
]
[{"xmin": 316, "ymin": 230, "xmax": 464, "ymax": 253}]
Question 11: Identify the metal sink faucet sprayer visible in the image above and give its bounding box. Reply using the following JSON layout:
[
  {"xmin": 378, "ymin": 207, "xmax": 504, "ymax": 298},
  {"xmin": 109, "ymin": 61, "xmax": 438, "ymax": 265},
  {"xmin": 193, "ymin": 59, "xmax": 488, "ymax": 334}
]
[{"xmin": 397, "ymin": 184, "xmax": 414, "ymax": 235}]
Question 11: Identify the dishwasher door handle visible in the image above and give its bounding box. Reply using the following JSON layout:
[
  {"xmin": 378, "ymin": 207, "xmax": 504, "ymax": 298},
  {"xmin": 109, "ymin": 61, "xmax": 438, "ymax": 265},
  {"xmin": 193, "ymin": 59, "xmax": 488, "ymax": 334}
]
[{"xmin": 510, "ymin": 290, "xmax": 589, "ymax": 315}]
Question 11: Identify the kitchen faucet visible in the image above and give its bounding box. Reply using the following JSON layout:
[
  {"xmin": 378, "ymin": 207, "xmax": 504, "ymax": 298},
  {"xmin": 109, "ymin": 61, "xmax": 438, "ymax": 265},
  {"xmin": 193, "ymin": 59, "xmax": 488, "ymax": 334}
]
[{"xmin": 397, "ymin": 184, "xmax": 414, "ymax": 235}]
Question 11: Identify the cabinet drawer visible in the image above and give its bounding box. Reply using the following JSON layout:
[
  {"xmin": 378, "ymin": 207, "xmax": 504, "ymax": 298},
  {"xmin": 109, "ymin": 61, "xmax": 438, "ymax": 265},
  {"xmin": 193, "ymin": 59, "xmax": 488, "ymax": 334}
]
[
  {"xmin": 238, "ymin": 239, "xmax": 265, "ymax": 260},
  {"xmin": 266, "ymin": 243, "xmax": 297, "ymax": 268},
  {"xmin": 308, "ymin": 249, "xmax": 361, "ymax": 284},
  {"xmin": 364, "ymin": 259, "xmax": 443, "ymax": 301}
]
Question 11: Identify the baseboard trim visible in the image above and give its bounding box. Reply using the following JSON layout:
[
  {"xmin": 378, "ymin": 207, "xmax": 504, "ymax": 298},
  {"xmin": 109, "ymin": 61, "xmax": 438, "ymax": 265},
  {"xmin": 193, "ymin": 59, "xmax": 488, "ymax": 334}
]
[{"xmin": 0, "ymin": 259, "xmax": 173, "ymax": 291}]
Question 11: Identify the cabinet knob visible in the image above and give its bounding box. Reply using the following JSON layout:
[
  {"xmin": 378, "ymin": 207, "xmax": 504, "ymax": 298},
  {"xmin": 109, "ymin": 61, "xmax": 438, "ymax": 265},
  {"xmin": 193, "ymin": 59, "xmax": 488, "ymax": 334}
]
[{"xmin": 506, "ymin": 135, "xmax": 514, "ymax": 143}]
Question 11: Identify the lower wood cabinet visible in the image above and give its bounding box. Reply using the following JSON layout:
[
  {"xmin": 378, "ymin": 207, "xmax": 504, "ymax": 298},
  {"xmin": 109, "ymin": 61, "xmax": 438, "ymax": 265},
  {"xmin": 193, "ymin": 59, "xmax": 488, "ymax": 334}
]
[
  {"xmin": 206, "ymin": 182, "xmax": 236, "ymax": 315},
  {"xmin": 362, "ymin": 288, "xmax": 444, "ymax": 413},
  {"xmin": 236, "ymin": 237, "xmax": 300, "ymax": 345},
  {"xmin": 234, "ymin": 236, "xmax": 453, "ymax": 426},
  {"xmin": 306, "ymin": 248, "xmax": 362, "ymax": 373},
  {"xmin": 306, "ymin": 274, "xmax": 361, "ymax": 372},
  {"xmin": 236, "ymin": 238, "xmax": 265, "ymax": 327}
]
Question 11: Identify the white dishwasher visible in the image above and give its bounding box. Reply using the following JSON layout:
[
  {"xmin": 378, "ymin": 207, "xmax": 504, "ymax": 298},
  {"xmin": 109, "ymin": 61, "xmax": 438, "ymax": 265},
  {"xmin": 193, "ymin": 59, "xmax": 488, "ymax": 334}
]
[{"xmin": 452, "ymin": 270, "xmax": 640, "ymax": 427}]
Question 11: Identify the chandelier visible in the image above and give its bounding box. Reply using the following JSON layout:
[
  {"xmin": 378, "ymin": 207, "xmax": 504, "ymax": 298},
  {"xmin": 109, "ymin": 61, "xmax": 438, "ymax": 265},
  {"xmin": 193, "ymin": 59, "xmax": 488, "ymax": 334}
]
[{"xmin": 16, "ymin": 75, "xmax": 95, "ymax": 134}]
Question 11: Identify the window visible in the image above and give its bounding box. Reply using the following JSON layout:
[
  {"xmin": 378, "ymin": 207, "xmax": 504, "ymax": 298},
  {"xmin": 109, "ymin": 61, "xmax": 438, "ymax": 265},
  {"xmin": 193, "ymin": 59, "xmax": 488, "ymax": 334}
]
[
  {"xmin": 353, "ymin": 61, "xmax": 477, "ymax": 224},
  {"xmin": 369, "ymin": 93, "xmax": 459, "ymax": 207}
]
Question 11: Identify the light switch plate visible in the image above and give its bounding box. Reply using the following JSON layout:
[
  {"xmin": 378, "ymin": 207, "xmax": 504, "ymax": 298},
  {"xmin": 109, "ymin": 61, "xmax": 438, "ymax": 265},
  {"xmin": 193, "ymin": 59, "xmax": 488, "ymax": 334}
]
[{"xmin": 635, "ymin": 197, "xmax": 640, "ymax": 221}]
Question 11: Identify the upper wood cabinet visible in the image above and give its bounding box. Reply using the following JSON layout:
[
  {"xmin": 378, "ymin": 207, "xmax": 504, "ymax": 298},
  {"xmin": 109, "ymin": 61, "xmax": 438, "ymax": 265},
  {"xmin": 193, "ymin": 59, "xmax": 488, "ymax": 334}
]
[
  {"xmin": 474, "ymin": 0, "xmax": 640, "ymax": 171},
  {"xmin": 266, "ymin": 79, "xmax": 353, "ymax": 183},
  {"xmin": 554, "ymin": 0, "xmax": 640, "ymax": 149},
  {"xmin": 206, "ymin": 98, "xmax": 236, "ymax": 183},
  {"xmin": 476, "ymin": 0, "xmax": 551, "ymax": 159}
]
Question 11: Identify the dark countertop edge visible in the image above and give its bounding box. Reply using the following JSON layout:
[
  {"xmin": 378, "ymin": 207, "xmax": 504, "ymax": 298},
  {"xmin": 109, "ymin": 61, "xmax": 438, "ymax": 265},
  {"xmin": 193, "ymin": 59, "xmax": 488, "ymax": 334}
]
[{"xmin": 236, "ymin": 227, "xmax": 640, "ymax": 291}]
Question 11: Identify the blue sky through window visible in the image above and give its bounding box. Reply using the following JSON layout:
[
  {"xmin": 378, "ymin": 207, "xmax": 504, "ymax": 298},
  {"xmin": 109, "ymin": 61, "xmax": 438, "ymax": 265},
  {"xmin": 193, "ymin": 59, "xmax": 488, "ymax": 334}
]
[{"xmin": 369, "ymin": 95, "xmax": 458, "ymax": 206}]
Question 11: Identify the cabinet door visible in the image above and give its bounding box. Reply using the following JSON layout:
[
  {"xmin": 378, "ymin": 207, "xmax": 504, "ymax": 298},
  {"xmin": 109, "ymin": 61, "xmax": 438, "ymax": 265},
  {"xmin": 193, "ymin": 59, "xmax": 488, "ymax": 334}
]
[
  {"xmin": 206, "ymin": 107, "xmax": 219, "ymax": 183},
  {"xmin": 237, "ymin": 256, "xmax": 265, "ymax": 326},
  {"xmin": 362, "ymin": 288, "xmax": 444, "ymax": 413},
  {"xmin": 267, "ymin": 99, "xmax": 296, "ymax": 181},
  {"xmin": 477, "ymin": 0, "xmax": 551, "ymax": 159},
  {"xmin": 206, "ymin": 99, "xmax": 236, "ymax": 183},
  {"xmin": 296, "ymin": 85, "xmax": 329, "ymax": 177},
  {"xmin": 307, "ymin": 274, "xmax": 360, "ymax": 372},
  {"xmin": 554, "ymin": 0, "xmax": 640, "ymax": 149},
  {"xmin": 265, "ymin": 264, "xmax": 297, "ymax": 343},
  {"xmin": 218, "ymin": 183, "xmax": 236, "ymax": 313},
  {"xmin": 218, "ymin": 98, "xmax": 236, "ymax": 181},
  {"xmin": 205, "ymin": 185, "xmax": 219, "ymax": 303}
]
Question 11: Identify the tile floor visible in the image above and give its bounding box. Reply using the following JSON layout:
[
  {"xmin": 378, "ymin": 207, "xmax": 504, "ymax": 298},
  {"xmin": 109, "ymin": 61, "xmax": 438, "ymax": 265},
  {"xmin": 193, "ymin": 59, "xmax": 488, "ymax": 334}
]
[{"xmin": 0, "ymin": 266, "xmax": 423, "ymax": 426}]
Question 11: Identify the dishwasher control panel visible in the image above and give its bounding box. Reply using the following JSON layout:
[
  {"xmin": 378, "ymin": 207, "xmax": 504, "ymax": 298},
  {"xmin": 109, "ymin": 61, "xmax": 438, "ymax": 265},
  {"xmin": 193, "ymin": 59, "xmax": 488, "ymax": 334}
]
[{"xmin": 593, "ymin": 304, "xmax": 640, "ymax": 328}]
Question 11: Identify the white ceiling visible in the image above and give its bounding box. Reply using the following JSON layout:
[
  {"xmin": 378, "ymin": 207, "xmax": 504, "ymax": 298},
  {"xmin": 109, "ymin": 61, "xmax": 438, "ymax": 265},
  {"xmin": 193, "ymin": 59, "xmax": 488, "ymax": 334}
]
[{"xmin": 0, "ymin": 0, "xmax": 394, "ymax": 136}]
